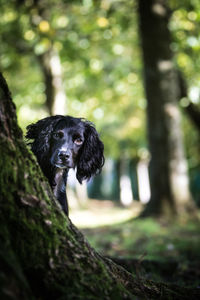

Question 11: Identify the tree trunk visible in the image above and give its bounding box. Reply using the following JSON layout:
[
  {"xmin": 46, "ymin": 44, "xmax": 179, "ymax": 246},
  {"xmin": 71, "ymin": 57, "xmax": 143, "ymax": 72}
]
[
  {"xmin": 178, "ymin": 71, "xmax": 200, "ymax": 132},
  {"xmin": 138, "ymin": 0, "xmax": 196, "ymax": 217},
  {"xmin": 38, "ymin": 49, "xmax": 67, "ymax": 116},
  {"xmin": 1, "ymin": 72, "xmax": 199, "ymax": 299},
  {"xmin": 27, "ymin": 0, "xmax": 67, "ymax": 116},
  {"xmin": 119, "ymin": 158, "xmax": 134, "ymax": 206}
]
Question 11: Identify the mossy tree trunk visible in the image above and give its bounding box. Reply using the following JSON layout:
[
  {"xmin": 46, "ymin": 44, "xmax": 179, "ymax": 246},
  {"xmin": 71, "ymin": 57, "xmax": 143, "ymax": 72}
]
[
  {"xmin": 138, "ymin": 0, "xmax": 196, "ymax": 218},
  {"xmin": 0, "ymin": 72, "xmax": 199, "ymax": 299}
]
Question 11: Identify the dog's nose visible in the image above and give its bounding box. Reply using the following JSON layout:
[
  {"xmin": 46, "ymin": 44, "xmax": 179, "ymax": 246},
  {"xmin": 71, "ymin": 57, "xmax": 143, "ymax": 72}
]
[{"xmin": 58, "ymin": 151, "xmax": 70, "ymax": 160}]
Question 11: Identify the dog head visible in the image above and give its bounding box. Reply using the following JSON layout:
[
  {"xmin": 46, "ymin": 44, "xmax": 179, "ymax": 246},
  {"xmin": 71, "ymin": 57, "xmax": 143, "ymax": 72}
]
[{"xmin": 26, "ymin": 115, "xmax": 104, "ymax": 183}]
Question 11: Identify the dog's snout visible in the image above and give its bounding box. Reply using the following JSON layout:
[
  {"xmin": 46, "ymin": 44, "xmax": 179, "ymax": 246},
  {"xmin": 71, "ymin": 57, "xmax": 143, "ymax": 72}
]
[{"xmin": 58, "ymin": 151, "xmax": 70, "ymax": 160}]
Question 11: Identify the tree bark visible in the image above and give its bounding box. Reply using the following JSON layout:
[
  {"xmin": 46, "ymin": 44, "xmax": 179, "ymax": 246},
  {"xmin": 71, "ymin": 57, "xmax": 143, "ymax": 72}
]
[
  {"xmin": 0, "ymin": 72, "xmax": 199, "ymax": 299},
  {"xmin": 138, "ymin": 0, "xmax": 196, "ymax": 217}
]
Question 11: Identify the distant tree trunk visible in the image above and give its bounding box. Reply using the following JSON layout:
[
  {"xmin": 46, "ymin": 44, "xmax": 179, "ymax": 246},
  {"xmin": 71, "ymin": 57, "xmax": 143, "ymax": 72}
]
[
  {"xmin": 178, "ymin": 71, "xmax": 200, "ymax": 132},
  {"xmin": 138, "ymin": 0, "xmax": 196, "ymax": 217},
  {"xmin": 26, "ymin": 0, "xmax": 67, "ymax": 116},
  {"xmin": 137, "ymin": 158, "xmax": 151, "ymax": 204},
  {"xmin": 184, "ymin": 102, "xmax": 200, "ymax": 131},
  {"xmin": 38, "ymin": 48, "xmax": 67, "ymax": 115},
  {"xmin": 119, "ymin": 157, "xmax": 134, "ymax": 206}
]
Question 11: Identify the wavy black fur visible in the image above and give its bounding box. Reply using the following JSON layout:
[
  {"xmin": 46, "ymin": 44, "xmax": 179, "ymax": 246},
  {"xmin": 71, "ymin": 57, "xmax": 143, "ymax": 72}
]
[{"xmin": 26, "ymin": 115, "xmax": 104, "ymax": 215}]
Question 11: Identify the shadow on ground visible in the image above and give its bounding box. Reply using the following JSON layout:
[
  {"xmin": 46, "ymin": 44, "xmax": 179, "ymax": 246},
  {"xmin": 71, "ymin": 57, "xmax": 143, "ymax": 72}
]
[{"xmin": 70, "ymin": 200, "xmax": 200, "ymax": 288}]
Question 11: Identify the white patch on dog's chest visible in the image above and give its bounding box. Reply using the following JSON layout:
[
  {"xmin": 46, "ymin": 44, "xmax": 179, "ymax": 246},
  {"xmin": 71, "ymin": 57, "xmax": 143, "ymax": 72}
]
[{"xmin": 53, "ymin": 169, "xmax": 64, "ymax": 198}]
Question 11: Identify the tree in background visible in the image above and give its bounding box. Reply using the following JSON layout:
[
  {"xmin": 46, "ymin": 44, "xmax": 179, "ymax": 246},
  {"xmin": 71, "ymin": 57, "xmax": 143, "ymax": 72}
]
[
  {"xmin": 138, "ymin": 0, "xmax": 196, "ymax": 217},
  {"xmin": 24, "ymin": 0, "xmax": 67, "ymax": 115},
  {"xmin": 3, "ymin": 0, "xmax": 67, "ymax": 115}
]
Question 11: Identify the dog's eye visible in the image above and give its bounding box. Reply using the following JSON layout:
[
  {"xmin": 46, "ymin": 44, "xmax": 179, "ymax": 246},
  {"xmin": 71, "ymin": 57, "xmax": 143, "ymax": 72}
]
[
  {"xmin": 53, "ymin": 131, "xmax": 63, "ymax": 139},
  {"xmin": 74, "ymin": 138, "xmax": 83, "ymax": 145}
]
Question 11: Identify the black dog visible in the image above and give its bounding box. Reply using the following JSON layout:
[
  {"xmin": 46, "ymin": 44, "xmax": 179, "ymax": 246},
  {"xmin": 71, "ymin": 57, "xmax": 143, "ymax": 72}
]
[{"xmin": 26, "ymin": 115, "xmax": 104, "ymax": 215}]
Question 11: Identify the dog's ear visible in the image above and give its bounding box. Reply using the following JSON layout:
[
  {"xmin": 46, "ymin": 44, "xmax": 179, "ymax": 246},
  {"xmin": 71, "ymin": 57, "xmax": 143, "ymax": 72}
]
[
  {"xmin": 25, "ymin": 116, "xmax": 60, "ymax": 167},
  {"xmin": 76, "ymin": 121, "xmax": 104, "ymax": 184}
]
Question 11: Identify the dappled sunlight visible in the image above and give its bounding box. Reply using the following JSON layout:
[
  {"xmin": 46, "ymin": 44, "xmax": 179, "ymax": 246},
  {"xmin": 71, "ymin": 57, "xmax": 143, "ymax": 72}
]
[
  {"xmin": 80, "ymin": 215, "xmax": 200, "ymax": 286},
  {"xmin": 70, "ymin": 200, "xmax": 142, "ymax": 228}
]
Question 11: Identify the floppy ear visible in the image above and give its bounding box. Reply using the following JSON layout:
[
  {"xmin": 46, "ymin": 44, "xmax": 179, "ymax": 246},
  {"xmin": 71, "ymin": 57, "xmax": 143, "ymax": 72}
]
[
  {"xmin": 25, "ymin": 116, "xmax": 61, "ymax": 172},
  {"xmin": 76, "ymin": 121, "xmax": 104, "ymax": 184}
]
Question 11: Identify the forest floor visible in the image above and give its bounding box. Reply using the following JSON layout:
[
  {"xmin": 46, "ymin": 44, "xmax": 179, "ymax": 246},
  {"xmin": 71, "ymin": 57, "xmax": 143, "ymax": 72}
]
[{"xmin": 70, "ymin": 200, "xmax": 200, "ymax": 289}]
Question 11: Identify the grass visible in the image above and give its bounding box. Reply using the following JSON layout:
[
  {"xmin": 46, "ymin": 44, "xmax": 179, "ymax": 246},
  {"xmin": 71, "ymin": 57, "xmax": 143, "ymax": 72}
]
[{"xmin": 70, "ymin": 201, "xmax": 200, "ymax": 287}]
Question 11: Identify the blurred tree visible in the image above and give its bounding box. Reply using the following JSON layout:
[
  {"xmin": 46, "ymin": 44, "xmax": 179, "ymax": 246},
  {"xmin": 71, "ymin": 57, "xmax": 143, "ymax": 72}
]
[
  {"xmin": 138, "ymin": 0, "xmax": 197, "ymax": 217},
  {"xmin": 39, "ymin": 49, "xmax": 66, "ymax": 115},
  {"xmin": 18, "ymin": 0, "xmax": 67, "ymax": 115},
  {"xmin": 169, "ymin": 0, "xmax": 200, "ymax": 170},
  {"xmin": 178, "ymin": 71, "xmax": 200, "ymax": 131}
]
